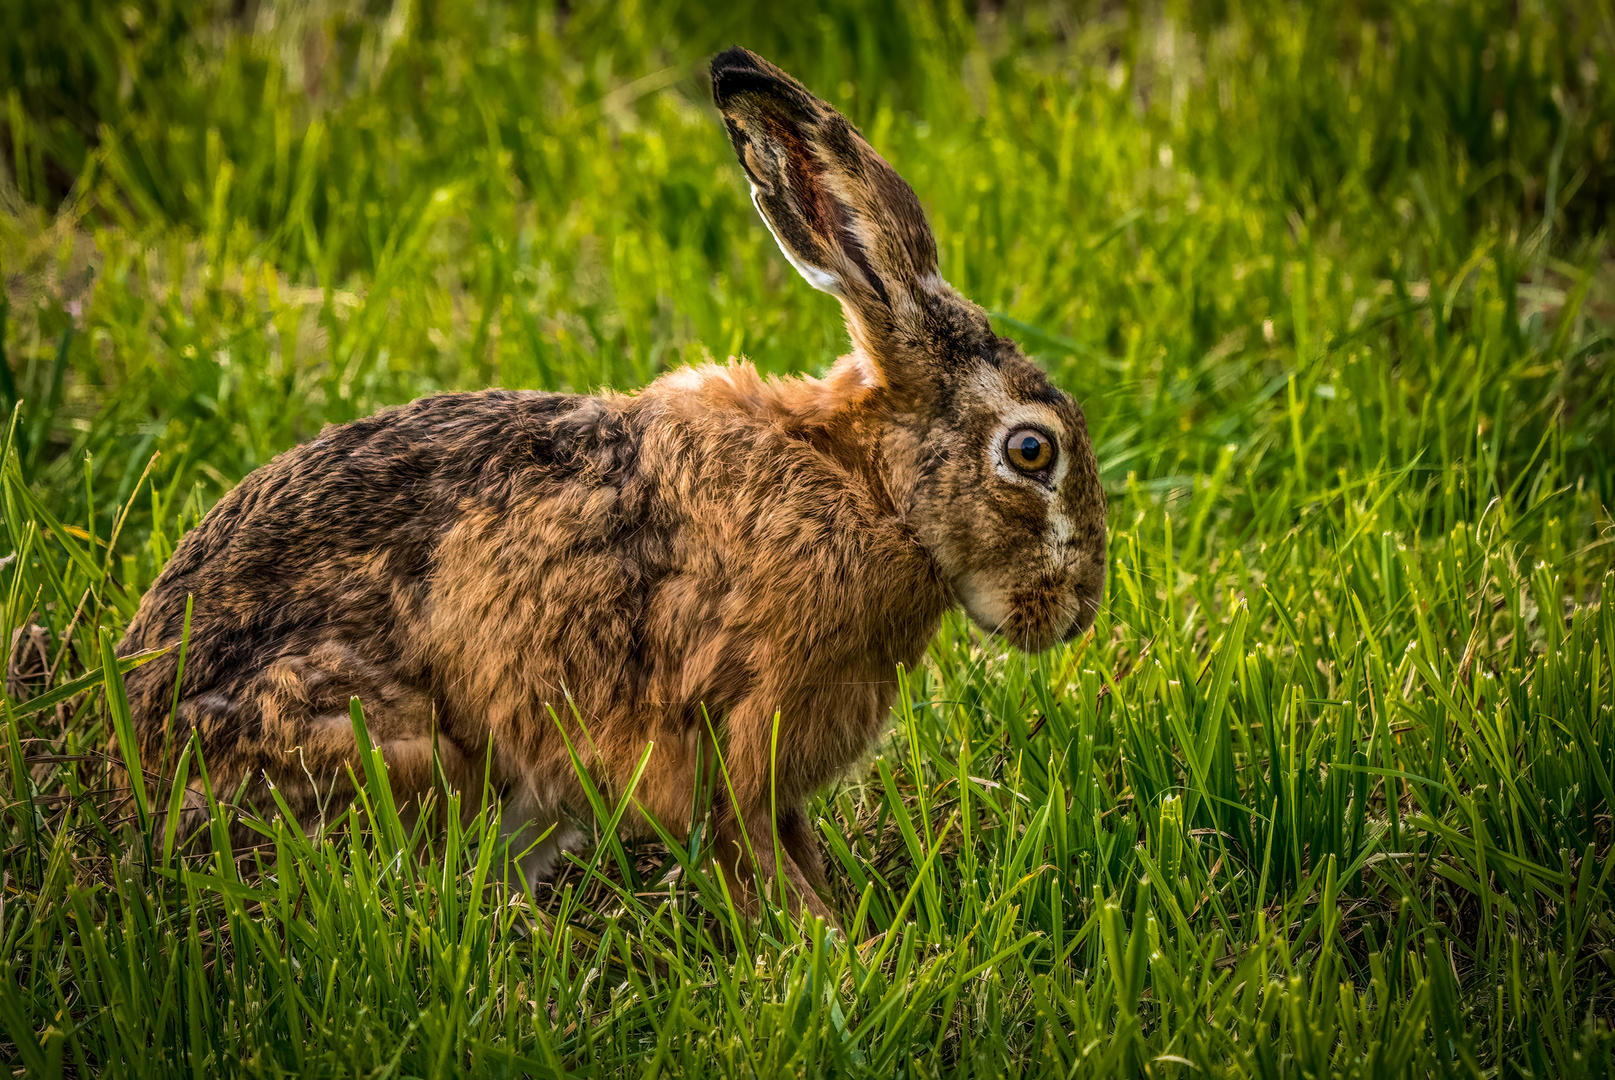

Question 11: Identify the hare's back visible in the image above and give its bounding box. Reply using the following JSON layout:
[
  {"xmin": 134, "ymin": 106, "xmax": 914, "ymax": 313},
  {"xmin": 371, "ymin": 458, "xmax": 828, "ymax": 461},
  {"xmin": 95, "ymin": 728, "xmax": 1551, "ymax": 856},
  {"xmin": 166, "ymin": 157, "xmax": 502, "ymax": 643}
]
[
  {"xmin": 142, "ymin": 391, "xmax": 609, "ymax": 608},
  {"xmin": 118, "ymin": 389, "xmax": 628, "ymax": 742}
]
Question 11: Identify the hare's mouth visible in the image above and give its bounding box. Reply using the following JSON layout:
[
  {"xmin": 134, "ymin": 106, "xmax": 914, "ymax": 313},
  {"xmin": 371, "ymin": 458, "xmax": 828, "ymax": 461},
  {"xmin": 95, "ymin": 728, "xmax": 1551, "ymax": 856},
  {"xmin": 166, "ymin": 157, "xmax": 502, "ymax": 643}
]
[
  {"xmin": 1010, "ymin": 572, "xmax": 1105, "ymax": 650},
  {"xmin": 956, "ymin": 570, "xmax": 1098, "ymax": 653},
  {"xmin": 1059, "ymin": 591, "xmax": 1101, "ymax": 643}
]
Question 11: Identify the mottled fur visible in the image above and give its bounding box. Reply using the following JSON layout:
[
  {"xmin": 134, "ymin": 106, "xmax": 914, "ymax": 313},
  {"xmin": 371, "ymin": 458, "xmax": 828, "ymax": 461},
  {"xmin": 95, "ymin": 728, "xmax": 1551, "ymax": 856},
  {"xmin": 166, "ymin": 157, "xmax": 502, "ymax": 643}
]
[{"xmin": 117, "ymin": 48, "xmax": 1107, "ymax": 921}]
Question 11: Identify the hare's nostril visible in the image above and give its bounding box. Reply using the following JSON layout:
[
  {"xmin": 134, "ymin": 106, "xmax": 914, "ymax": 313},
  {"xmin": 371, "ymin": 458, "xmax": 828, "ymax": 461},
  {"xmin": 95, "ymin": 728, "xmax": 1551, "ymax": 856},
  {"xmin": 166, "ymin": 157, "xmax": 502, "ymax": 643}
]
[
  {"xmin": 1061, "ymin": 610, "xmax": 1093, "ymax": 642},
  {"xmin": 1060, "ymin": 586, "xmax": 1103, "ymax": 642}
]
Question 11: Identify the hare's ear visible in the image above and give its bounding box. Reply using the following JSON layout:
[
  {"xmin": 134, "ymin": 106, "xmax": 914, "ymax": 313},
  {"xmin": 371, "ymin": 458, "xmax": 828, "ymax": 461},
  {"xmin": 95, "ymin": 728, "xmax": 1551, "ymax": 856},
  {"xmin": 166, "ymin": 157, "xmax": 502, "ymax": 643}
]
[{"xmin": 712, "ymin": 48, "xmax": 940, "ymax": 363}]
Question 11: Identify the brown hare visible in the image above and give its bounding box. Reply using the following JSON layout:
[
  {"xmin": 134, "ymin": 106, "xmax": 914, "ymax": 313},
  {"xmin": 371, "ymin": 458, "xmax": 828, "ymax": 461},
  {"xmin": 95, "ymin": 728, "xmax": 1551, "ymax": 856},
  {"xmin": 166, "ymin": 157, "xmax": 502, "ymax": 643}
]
[{"xmin": 116, "ymin": 47, "xmax": 1107, "ymax": 923}]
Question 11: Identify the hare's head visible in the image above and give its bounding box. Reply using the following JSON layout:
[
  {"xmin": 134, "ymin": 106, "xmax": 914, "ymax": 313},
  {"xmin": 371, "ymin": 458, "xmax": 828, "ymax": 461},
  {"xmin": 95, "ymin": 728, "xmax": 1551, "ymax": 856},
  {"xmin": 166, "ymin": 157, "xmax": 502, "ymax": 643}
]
[{"xmin": 713, "ymin": 48, "xmax": 1107, "ymax": 651}]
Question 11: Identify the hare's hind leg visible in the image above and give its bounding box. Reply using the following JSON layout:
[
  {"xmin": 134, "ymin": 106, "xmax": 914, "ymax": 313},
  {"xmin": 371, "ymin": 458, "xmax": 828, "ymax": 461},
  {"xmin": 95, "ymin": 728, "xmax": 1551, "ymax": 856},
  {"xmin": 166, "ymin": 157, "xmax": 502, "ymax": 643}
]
[
  {"xmin": 169, "ymin": 641, "xmax": 472, "ymax": 839},
  {"xmin": 497, "ymin": 777, "xmax": 588, "ymax": 893}
]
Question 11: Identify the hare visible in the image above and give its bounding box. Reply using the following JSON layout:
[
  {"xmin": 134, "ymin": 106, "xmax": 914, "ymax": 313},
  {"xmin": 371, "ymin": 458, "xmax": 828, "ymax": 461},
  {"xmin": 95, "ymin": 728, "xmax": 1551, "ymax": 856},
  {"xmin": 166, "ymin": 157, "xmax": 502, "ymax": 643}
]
[{"xmin": 116, "ymin": 47, "xmax": 1107, "ymax": 922}]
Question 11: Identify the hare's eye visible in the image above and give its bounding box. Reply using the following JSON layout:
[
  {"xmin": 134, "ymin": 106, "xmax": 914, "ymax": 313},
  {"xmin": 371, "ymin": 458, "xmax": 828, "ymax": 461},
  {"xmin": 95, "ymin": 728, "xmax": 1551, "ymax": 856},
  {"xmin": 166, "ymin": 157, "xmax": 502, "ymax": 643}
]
[{"xmin": 1004, "ymin": 428, "xmax": 1055, "ymax": 474}]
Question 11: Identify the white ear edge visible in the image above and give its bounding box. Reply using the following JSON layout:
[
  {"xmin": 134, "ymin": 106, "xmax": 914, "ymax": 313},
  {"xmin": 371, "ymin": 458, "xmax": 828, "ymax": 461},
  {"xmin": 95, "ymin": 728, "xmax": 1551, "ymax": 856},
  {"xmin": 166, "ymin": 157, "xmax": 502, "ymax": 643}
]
[{"xmin": 750, "ymin": 185, "xmax": 845, "ymax": 296}]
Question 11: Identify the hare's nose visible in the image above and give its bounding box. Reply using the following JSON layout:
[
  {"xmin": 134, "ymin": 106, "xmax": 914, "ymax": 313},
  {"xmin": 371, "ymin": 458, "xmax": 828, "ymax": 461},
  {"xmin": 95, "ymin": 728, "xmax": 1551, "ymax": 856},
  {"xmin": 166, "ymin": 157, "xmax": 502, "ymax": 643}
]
[
  {"xmin": 1060, "ymin": 575, "xmax": 1104, "ymax": 641},
  {"xmin": 1060, "ymin": 603, "xmax": 1096, "ymax": 642}
]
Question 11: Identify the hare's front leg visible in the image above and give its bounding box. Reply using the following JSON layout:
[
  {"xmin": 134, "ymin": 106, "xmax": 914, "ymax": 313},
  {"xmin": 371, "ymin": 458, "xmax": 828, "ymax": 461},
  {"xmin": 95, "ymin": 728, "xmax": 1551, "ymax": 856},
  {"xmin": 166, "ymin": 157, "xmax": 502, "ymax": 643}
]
[
  {"xmin": 497, "ymin": 775, "xmax": 589, "ymax": 893},
  {"xmin": 776, "ymin": 805, "xmax": 830, "ymax": 897},
  {"xmin": 571, "ymin": 704, "xmax": 836, "ymax": 924},
  {"xmin": 711, "ymin": 699, "xmax": 838, "ymax": 926}
]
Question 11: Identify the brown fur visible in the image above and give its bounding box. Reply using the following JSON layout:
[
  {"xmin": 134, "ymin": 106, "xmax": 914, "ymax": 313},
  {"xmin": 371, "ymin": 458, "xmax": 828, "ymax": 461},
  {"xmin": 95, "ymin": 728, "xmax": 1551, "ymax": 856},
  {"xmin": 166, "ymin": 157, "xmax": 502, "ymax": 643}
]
[{"xmin": 116, "ymin": 48, "xmax": 1107, "ymax": 922}]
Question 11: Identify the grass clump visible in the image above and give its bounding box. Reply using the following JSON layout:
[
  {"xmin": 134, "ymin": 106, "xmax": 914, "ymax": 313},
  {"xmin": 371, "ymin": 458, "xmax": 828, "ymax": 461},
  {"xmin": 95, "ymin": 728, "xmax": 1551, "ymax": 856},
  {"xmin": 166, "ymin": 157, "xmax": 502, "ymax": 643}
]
[{"xmin": 3, "ymin": 0, "xmax": 1615, "ymax": 1076}]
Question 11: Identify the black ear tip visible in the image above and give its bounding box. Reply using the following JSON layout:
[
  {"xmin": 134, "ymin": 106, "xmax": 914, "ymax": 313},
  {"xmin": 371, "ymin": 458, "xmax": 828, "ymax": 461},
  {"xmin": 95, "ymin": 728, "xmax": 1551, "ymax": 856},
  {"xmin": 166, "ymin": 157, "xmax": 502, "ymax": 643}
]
[
  {"xmin": 711, "ymin": 47, "xmax": 764, "ymax": 78},
  {"xmin": 711, "ymin": 47, "xmax": 791, "ymax": 108}
]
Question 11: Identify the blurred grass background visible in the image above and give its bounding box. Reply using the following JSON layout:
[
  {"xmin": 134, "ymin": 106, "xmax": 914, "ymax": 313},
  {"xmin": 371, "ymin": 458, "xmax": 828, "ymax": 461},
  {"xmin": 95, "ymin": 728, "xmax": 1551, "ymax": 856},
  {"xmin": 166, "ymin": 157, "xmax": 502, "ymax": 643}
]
[{"xmin": 1, "ymin": 0, "xmax": 1614, "ymax": 1076}]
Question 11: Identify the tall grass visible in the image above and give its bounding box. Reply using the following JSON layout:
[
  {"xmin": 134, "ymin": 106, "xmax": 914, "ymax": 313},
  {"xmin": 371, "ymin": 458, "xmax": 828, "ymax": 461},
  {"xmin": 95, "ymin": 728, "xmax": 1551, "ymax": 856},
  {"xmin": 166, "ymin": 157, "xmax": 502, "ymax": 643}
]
[{"xmin": 2, "ymin": 0, "xmax": 1613, "ymax": 1075}]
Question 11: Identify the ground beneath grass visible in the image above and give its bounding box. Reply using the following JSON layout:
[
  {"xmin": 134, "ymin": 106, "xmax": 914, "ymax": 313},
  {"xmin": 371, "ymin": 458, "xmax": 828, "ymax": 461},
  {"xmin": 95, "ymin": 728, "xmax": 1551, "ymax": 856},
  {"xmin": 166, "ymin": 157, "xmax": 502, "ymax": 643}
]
[{"xmin": 2, "ymin": 1, "xmax": 1614, "ymax": 1076}]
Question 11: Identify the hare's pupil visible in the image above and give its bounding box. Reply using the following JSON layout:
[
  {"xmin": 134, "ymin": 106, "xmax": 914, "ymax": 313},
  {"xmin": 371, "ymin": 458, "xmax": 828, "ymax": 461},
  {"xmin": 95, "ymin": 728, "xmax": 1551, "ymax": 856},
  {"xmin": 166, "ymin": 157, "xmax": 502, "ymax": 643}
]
[{"xmin": 1020, "ymin": 436, "xmax": 1040, "ymax": 458}]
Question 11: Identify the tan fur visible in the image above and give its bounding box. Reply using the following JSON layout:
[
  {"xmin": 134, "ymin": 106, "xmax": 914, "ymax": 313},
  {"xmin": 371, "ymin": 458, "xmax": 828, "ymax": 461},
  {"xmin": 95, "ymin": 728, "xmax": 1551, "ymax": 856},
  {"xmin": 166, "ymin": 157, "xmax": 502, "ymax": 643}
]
[{"xmin": 116, "ymin": 49, "xmax": 1108, "ymax": 923}]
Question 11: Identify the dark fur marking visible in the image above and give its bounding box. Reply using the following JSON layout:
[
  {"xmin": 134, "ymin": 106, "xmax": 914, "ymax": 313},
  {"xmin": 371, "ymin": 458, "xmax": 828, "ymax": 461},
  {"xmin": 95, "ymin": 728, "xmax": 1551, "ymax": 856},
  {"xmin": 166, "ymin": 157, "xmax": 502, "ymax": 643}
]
[
  {"xmin": 833, "ymin": 205, "xmax": 889, "ymax": 306},
  {"xmin": 1025, "ymin": 379, "xmax": 1065, "ymax": 406},
  {"xmin": 119, "ymin": 391, "xmax": 647, "ymax": 766}
]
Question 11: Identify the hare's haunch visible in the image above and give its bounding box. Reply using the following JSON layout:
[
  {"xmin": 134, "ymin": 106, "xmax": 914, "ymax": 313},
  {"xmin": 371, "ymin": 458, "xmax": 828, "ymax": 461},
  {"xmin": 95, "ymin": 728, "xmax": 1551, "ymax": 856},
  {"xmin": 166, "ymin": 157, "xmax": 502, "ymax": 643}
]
[{"xmin": 118, "ymin": 48, "xmax": 1107, "ymax": 921}]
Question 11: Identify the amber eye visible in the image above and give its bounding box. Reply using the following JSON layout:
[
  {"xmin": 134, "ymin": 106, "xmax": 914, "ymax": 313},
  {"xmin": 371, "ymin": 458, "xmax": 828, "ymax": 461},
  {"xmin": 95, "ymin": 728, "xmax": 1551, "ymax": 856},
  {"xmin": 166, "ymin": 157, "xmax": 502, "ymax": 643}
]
[{"xmin": 1004, "ymin": 427, "xmax": 1055, "ymax": 474}]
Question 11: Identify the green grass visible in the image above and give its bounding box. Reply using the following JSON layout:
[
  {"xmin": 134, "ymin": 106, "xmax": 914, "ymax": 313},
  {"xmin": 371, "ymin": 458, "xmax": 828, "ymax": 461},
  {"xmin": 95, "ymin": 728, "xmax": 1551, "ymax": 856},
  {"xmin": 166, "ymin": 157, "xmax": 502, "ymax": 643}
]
[{"xmin": 2, "ymin": 0, "xmax": 1615, "ymax": 1075}]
